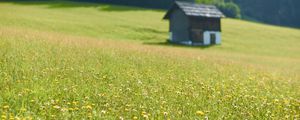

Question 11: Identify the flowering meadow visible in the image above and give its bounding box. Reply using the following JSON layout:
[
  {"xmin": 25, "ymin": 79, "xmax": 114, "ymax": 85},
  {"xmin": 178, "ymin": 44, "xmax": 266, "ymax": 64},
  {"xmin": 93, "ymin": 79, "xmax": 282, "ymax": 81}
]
[{"xmin": 0, "ymin": 1, "xmax": 300, "ymax": 119}]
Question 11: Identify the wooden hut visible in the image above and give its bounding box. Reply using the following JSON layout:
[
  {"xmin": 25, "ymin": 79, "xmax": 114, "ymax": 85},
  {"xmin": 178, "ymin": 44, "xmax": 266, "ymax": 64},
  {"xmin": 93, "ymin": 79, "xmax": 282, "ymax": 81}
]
[{"xmin": 163, "ymin": 1, "xmax": 225, "ymax": 46}]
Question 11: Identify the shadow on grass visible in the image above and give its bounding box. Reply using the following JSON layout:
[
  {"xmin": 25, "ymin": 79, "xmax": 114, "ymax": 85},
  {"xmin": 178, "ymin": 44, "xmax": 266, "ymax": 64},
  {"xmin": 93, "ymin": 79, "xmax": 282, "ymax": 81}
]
[
  {"xmin": 118, "ymin": 25, "xmax": 167, "ymax": 34},
  {"xmin": 143, "ymin": 40, "xmax": 215, "ymax": 49},
  {"xmin": 1, "ymin": 0, "xmax": 152, "ymax": 11}
]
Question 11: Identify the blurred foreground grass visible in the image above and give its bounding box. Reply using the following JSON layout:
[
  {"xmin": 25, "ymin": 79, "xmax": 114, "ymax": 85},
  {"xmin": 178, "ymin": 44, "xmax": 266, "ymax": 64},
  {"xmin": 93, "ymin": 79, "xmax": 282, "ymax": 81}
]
[{"xmin": 0, "ymin": 1, "xmax": 299, "ymax": 119}]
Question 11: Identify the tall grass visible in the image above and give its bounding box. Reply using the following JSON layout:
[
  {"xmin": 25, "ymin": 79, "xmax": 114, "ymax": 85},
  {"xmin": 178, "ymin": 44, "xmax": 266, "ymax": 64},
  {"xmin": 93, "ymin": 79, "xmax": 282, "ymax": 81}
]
[{"xmin": 0, "ymin": 1, "xmax": 299, "ymax": 119}]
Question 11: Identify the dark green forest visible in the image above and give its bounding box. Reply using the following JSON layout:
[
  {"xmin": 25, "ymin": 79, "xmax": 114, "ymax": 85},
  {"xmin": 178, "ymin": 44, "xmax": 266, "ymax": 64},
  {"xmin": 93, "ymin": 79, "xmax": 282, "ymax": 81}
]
[{"xmin": 234, "ymin": 0, "xmax": 300, "ymax": 28}]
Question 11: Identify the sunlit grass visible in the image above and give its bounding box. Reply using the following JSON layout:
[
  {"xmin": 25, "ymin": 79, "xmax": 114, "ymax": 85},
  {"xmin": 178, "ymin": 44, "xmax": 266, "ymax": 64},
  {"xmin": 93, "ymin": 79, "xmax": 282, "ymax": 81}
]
[{"xmin": 0, "ymin": 1, "xmax": 299, "ymax": 119}]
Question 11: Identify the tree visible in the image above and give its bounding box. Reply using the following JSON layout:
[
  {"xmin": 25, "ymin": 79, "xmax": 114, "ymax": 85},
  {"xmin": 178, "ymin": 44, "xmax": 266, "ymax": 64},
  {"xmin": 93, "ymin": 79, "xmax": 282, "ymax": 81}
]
[{"xmin": 216, "ymin": 2, "xmax": 241, "ymax": 18}]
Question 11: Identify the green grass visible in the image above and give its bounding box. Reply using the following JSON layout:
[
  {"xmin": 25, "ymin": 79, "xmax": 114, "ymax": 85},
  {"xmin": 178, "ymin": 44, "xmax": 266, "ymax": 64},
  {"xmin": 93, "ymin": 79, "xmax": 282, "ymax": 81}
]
[{"xmin": 0, "ymin": 1, "xmax": 299, "ymax": 119}]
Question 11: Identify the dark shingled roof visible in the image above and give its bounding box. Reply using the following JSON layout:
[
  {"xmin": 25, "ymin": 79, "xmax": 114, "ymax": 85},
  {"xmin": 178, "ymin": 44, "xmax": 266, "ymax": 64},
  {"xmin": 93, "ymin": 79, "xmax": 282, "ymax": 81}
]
[{"xmin": 164, "ymin": 1, "xmax": 225, "ymax": 19}]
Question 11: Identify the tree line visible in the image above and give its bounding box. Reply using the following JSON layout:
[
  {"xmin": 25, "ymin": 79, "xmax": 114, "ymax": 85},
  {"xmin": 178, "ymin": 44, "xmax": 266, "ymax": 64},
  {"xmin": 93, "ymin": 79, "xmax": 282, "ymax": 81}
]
[{"xmin": 234, "ymin": 0, "xmax": 300, "ymax": 28}]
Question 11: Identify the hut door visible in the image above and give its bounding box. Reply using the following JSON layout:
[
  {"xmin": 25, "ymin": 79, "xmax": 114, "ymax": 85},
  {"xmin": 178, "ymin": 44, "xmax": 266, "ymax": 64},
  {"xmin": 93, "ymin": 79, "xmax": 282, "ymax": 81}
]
[
  {"xmin": 191, "ymin": 29, "xmax": 203, "ymax": 43},
  {"xmin": 210, "ymin": 33, "xmax": 216, "ymax": 44}
]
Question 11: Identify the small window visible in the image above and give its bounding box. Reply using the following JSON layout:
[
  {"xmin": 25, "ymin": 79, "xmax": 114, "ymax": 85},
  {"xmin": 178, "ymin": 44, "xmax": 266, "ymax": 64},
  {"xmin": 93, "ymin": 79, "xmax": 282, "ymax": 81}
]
[{"xmin": 210, "ymin": 33, "xmax": 216, "ymax": 44}]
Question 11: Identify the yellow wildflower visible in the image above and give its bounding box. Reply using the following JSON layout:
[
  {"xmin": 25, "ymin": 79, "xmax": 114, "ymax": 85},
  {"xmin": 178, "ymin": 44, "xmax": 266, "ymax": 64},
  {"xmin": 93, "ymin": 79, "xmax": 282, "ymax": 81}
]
[
  {"xmin": 141, "ymin": 111, "xmax": 147, "ymax": 115},
  {"xmin": 72, "ymin": 101, "xmax": 78, "ymax": 105},
  {"xmin": 133, "ymin": 116, "xmax": 138, "ymax": 119},
  {"xmin": 98, "ymin": 93, "xmax": 105, "ymax": 97},
  {"xmin": 20, "ymin": 108, "xmax": 26, "ymax": 112},
  {"xmin": 53, "ymin": 105, "xmax": 60, "ymax": 109},
  {"xmin": 3, "ymin": 105, "xmax": 9, "ymax": 109},
  {"xmin": 85, "ymin": 105, "xmax": 92, "ymax": 110},
  {"xmin": 87, "ymin": 113, "xmax": 92, "ymax": 118},
  {"xmin": 283, "ymin": 99, "xmax": 289, "ymax": 104},
  {"xmin": 9, "ymin": 114, "xmax": 14, "ymax": 120},
  {"xmin": 1, "ymin": 115, "xmax": 7, "ymax": 119},
  {"xmin": 142, "ymin": 114, "xmax": 148, "ymax": 119},
  {"xmin": 196, "ymin": 111, "xmax": 205, "ymax": 116}
]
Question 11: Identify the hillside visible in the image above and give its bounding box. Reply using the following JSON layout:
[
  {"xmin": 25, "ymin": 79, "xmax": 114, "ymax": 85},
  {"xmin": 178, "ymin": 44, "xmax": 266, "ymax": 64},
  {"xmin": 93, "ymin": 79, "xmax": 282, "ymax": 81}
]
[
  {"xmin": 0, "ymin": 1, "xmax": 299, "ymax": 119},
  {"xmin": 67, "ymin": 0, "xmax": 300, "ymax": 28}
]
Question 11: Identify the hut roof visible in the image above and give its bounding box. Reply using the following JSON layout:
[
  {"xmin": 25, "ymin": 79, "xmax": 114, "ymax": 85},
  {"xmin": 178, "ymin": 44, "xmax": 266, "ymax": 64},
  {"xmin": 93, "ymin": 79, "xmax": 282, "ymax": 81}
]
[{"xmin": 163, "ymin": 1, "xmax": 225, "ymax": 19}]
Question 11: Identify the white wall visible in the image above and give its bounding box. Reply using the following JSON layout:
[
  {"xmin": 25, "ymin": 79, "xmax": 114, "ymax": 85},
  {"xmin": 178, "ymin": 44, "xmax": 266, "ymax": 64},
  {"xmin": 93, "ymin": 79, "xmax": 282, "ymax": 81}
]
[
  {"xmin": 169, "ymin": 32, "xmax": 173, "ymax": 41},
  {"xmin": 203, "ymin": 31, "xmax": 221, "ymax": 45},
  {"xmin": 170, "ymin": 31, "xmax": 221, "ymax": 46}
]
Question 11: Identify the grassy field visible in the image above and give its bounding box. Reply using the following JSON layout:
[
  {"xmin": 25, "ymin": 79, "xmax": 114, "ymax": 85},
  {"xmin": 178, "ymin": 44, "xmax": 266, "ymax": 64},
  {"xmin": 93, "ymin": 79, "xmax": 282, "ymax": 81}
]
[{"xmin": 0, "ymin": 1, "xmax": 299, "ymax": 119}]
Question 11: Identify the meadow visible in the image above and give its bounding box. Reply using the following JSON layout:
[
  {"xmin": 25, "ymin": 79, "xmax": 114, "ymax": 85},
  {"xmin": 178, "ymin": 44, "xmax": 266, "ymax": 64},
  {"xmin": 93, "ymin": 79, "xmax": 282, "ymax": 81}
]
[{"xmin": 0, "ymin": 1, "xmax": 299, "ymax": 119}]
